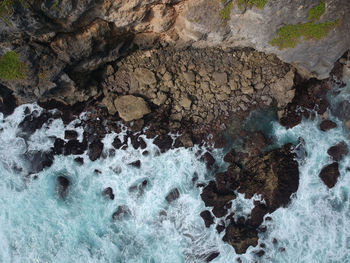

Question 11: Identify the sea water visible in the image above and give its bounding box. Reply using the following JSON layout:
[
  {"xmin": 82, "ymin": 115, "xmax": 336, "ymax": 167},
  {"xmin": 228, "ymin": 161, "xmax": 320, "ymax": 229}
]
[{"xmin": 0, "ymin": 78, "xmax": 349, "ymax": 263}]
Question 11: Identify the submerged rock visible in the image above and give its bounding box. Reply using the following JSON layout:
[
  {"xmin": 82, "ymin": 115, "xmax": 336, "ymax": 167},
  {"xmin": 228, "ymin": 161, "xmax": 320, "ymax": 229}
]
[
  {"xmin": 319, "ymin": 162, "xmax": 340, "ymax": 188},
  {"xmin": 64, "ymin": 130, "xmax": 78, "ymax": 140},
  {"xmin": 128, "ymin": 160, "xmax": 141, "ymax": 168},
  {"xmin": 327, "ymin": 141, "xmax": 348, "ymax": 161},
  {"xmin": 112, "ymin": 205, "xmax": 130, "ymax": 220},
  {"xmin": 25, "ymin": 150, "xmax": 54, "ymax": 174},
  {"xmin": 165, "ymin": 188, "xmax": 180, "ymax": 203},
  {"xmin": 103, "ymin": 187, "xmax": 115, "ymax": 200},
  {"xmin": 57, "ymin": 175, "xmax": 70, "ymax": 199},
  {"xmin": 205, "ymin": 251, "xmax": 220, "ymax": 262}
]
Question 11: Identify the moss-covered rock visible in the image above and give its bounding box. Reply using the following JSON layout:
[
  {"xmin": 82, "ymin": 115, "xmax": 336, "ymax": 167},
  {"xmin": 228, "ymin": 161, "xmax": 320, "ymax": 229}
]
[{"xmin": 0, "ymin": 51, "xmax": 27, "ymax": 80}]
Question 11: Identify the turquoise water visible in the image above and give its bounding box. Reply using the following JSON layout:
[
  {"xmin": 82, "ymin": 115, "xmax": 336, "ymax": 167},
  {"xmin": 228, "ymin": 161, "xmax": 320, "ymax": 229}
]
[{"xmin": 0, "ymin": 78, "xmax": 349, "ymax": 262}]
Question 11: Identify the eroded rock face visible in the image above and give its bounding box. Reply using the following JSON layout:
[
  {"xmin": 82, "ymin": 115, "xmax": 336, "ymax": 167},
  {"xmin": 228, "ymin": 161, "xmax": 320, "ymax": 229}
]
[{"xmin": 114, "ymin": 95, "xmax": 151, "ymax": 121}]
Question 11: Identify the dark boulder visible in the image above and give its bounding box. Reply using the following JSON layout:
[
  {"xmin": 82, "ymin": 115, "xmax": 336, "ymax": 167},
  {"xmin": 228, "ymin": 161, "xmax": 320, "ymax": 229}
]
[
  {"xmin": 18, "ymin": 111, "xmax": 53, "ymax": 138},
  {"xmin": 57, "ymin": 175, "xmax": 70, "ymax": 199},
  {"xmin": 88, "ymin": 140, "xmax": 104, "ymax": 161},
  {"xmin": 247, "ymin": 203, "xmax": 269, "ymax": 228},
  {"xmin": 319, "ymin": 162, "xmax": 340, "ymax": 188},
  {"xmin": 53, "ymin": 138, "xmax": 65, "ymax": 155},
  {"xmin": 64, "ymin": 130, "xmax": 78, "ymax": 140},
  {"xmin": 320, "ymin": 120, "xmax": 337, "ymax": 131},
  {"xmin": 130, "ymin": 135, "xmax": 147, "ymax": 149},
  {"xmin": 154, "ymin": 134, "xmax": 173, "ymax": 153},
  {"xmin": 112, "ymin": 137, "xmax": 124, "ymax": 149},
  {"xmin": 327, "ymin": 141, "xmax": 348, "ymax": 161},
  {"xmin": 165, "ymin": 188, "xmax": 180, "ymax": 203},
  {"xmin": 64, "ymin": 139, "xmax": 88, "ymax": 155},
  {"xmin": 103, "ymin": 187, "xmax": 115, "ymax": 200},
  {"xmin": 128, "ymin": 160, "xmax": 141, "ymax": 168},
  {"xmin": 200, "ymin": 210, "xmax": 214, "ymax": 228}
]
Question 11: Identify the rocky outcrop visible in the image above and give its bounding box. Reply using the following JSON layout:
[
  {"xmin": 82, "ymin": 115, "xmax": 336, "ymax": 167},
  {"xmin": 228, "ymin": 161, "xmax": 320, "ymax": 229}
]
[
  {"xmin": 327, "ymin": 141, "xmax": 348, "ymax": 161},
  {"xmin": 201, "ymin": 143, "xmax": 299, "ymax": 254}
]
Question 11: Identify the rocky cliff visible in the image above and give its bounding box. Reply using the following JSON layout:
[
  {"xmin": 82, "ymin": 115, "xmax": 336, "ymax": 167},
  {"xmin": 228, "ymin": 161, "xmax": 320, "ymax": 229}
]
[{"xmin": 0, "ymin": 0, "xmax": 349, "ymax": 105}]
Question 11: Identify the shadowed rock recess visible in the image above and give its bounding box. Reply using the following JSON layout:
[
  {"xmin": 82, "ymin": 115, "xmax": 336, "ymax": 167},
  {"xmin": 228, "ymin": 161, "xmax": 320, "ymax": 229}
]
[{"xmin": 0, "ymin": 0, "xmax": 349, "ymax": 260}]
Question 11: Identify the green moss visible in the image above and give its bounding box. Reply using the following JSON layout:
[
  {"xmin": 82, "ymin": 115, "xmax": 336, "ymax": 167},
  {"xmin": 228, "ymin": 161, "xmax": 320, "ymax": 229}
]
[
  {"xmin": 219, "ymin": 1, "xmax": 233, "ymax": 21},
  {"xmin": 269, "ymin": 20, "xmax": 339, "ymax": 50},
  {"xmin": 237, "ymin": 0, "xmax": 267, "ymax": 9},
  {"xmin": 0, "ymin": 51, "xmax": 27, "ymax": 80},
  {"xmin": 308, "ymin": 0, "xmax": 325, "ymax": 21}
]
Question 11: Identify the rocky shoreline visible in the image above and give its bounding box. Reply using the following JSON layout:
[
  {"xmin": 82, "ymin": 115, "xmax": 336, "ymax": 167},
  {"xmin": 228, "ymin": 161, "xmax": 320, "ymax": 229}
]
[{"xmin": 0, "ymin": 48, "xmax": 348, "ymax": 260}]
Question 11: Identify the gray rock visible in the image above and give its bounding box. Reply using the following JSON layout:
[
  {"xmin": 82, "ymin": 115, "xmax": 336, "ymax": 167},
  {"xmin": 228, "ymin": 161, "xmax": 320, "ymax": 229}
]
[{"xmin": 212, "ymin": 72, "xmax": 228, "ymax": 86}]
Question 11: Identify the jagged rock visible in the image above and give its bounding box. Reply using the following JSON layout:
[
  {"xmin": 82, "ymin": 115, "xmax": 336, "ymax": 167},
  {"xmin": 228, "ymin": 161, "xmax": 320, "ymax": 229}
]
[
  {"xmin": 183, "ymin": 71, "xmax": 195, "ymax": 83},
  {"xmin": 201, "ymin": 152, "xmax": 216, "ymax": 169},
  {"xmin": 154, "ymin": 134, "xmax": 173, "ymax": 153},
  {"xmin": 114, "ymin": 95, "xmax": 151, "ymax": 121},
  {"xmin": 178, "ymin": 96, "xmax": 192, "ymax": 110},
  {"xmin": 327, "ymin": 141, "xmax": 348, "ymax": 161},
  {"xmin": 270, "ymin": 70, "xmax": 295, "ymax": 108},
  {"xmin": 319, "ymin": 162, "xmax": 340, "ymax": 188},
  {"xmin": 320, "ymin": 120, "xmax": 337, "ymax": 131},
  {"xmin": 205, "ymin": 252, "xmax": 220, "ymax": 262},
  {"xmin": 64, "ymin": 139, "xmax": 88, "ymax": 155},
  {"xmin": 200, "ymin": 210, "xmax": 215, "ymax": 228},
  {"xmin": 223, "ymin": 221, "xmax": 259, "ymax": 254}
]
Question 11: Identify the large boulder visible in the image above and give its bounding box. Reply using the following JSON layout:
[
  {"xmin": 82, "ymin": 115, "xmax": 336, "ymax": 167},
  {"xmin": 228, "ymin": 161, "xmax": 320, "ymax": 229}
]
[
  {"xmin": 319, "ymin": 162, "xmax": 340, "ymax": 188},
  {"xmin": 114, "ymin": 95, "xmax": 151, "ymax": 122}
]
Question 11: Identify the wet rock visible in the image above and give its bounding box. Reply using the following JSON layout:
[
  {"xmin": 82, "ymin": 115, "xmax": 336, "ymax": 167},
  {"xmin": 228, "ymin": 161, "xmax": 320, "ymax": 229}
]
[
  {"xmin": 247, "ymin": 203, "xmax": 269, "ymax": 228},
  {"xmin": 205, "ymin": 252, "xmax": 220, "ymax": 262},
  {"xmin": 128, "ymin": 160, "xmax": 141, "ymax": 168},
  {"xmin": 129, "ymin": 179, "xmax": 148, "ymax": 196},
  {"xmin": 223, "ymin": 221, "xmax": 259, "ymax": 254},
  {"xmin": 319, "ymin": 162, "xmax": 340, "ymax": 188},
  {"xmin": 327, "ymin": 141, "xmax": 348, "ymax": 161},
  {"xmin": 201, "ymin": 181, "xmax": 235, "ymax": 218},
  {"xmin": 25, "ymin": 150, "xmax": 54, "ymax": 174},
  {"xmin": 64, "ymin": 139, "xmax": 88, "ymax": 155},
  {"xmin": 64, "ymin": 130, "xmax": 78, "ymax": 140},
  {"xmin": 103, "ymin": 187, "xmax": 115, "ymax": 200},
  {"xmin": 165, "ymin": 188, "xmax": 180, "ymax": 203},
  {"xmin": 18, "ymin": 111, "xmax": 52, "ymax": 138},
  {"xmin": 320, "ymin": 120, "xmax": 337, "ymax": 131},
  {"xmin": 280, "ymin": 79, "xmax": 330, "ymax": 128},
  {"xmin": 112, "ymin": 205, "xmax": 130, "ymax": 220},
  {"xmin": 130, "ymin": 135, "xmax": 147, "ymax": 149},
  {"xmin": 201, "ymin": 152, "xmax": 215, "ymax": 169},
  {"xmin": 52, "ymin": 138, "xmax": 65, "ymax": 155},
  {"xmin": 216, "ymin": 223, "xmax": 225, "ymax": 233},
  {"xmin": 57, "ymin": 175, "xmax": 70, "ymax": 199},
  {"xmin": 114, "ymin": 95, "xmax": 151, "ymax": 122},
  {"xmin": 88, "ymin": 140, "xmax": 104, "ymax": 161},
  {"xmin": 0, "ymin": 85, "xmax": 17, "ymax": 116},
  {"xmin": 112, "ymin": 137, "xmax": 124, "ymax": 149},
  {"xmin": 154, "ymin": 134, "xmax": 173, "ymax": 153},
  {"xmin": 74, "ymin": 157, "xmax": 84, "ymax": 165},
  {"xmin": 200, "ymin": 210, "xmax": 214, "ymax": 228}
]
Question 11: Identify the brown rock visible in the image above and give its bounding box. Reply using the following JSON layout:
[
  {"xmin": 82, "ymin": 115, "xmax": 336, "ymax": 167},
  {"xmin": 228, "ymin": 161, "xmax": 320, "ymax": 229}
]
[
  {"xmin": 320, "ymin": 120, "xmax": 337, "ymax": 131},
  {"xmin": 134, "ymin": 68, "xmax": 157, "ymax": 85},
  {"xmin": 319, "ymin": 162, "xmax": 340, "ymax": 188},
  {"xmin": 327, "ymin": 141, "xmax": 348, "ymax": 161}
]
